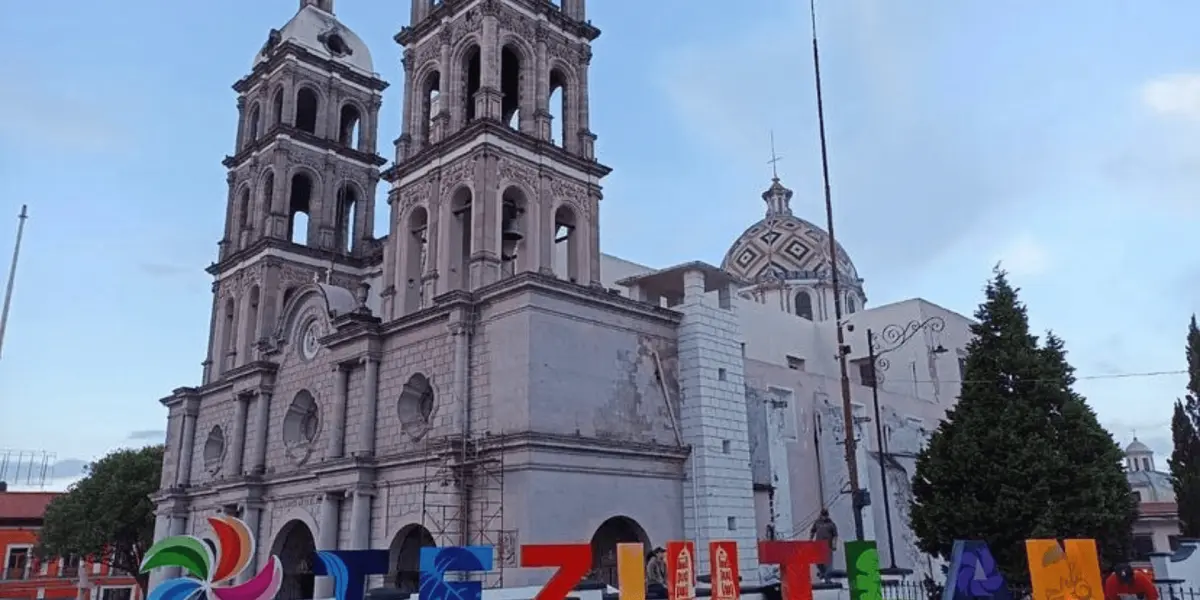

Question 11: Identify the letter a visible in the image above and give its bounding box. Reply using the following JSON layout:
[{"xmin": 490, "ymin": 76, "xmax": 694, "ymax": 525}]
[
  {"xmin": 942, "ymin": 541, "xmax": 1010, "ymax": 600},
  {"xmin": 1025, "ymin": 539, "xmax": 1102, "ymax": 600}
]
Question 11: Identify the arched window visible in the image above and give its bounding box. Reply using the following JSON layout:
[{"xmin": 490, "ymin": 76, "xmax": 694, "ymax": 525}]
[
  {"xmin": 338, "ymin": 104, "xmax": 361, "ymax": 148},
  {"xmin": 247, "ymin": 103, "xmax": 261, "ymax": 142},
  {"xmin": 500, "ymin": 45, "xmax": 523, "ymax": 130},
  {"xmin": 295, "ymin": 88, "xmax": 319, "ymax": 134},
  {"xmin": 795, "ymin": 291, "xmax": 814, "ymax": 320},
  {"xmin": 288, "ymin": 173, "xmax": 313, "ymax": 245},
  {"xmin": 271, "ymin": 88, "xmax": 284, "ymax": 127},
  {"xmin": 419, "ymin": 70, "xmax": 441, "ymax": 145},
  {"xmin": 846, "ymin": 295, "xmax": 857, "ymax": 314},
  {"xmin": 462, "ymin": 45, "xmax": 481, "ymax": 122},
  {"xmin": 335, "ymin": 185, "xmax": 358, "ymax": 252},
  {"xmin": 548, "ymin": 69, "xmax": 568, "ymax": 146},
  {"xmin": 553, "ymin": 204, "xmax": 579, "ymax": 283},
  {"xmin": 448, "ymin": 187, "xmax": 472, "ymax": 290}
]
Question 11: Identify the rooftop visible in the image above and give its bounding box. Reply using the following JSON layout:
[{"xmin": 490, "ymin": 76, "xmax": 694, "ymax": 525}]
[{"xmin": 0, "ymin": 491, "xmax": 57, "ymax": 520}]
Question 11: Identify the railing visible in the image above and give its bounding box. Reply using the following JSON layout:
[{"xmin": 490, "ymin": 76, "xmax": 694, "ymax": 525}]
[
  {"xmin": 879, "ymin": 579, "xmax": 1200, "ymax": 600},
  {"xmin": 0, "ymin": 567, "xmax": 28, "ymax": 580}
]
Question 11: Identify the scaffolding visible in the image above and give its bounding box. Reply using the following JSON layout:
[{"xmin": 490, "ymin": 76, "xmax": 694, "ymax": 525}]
[
  {"xmin": 421, "ymin": 434, "xmax": 509, "ymax": 587},
  {"xmin": 0, "ymin": 449, "xmax": 55, "ymax": 489}
]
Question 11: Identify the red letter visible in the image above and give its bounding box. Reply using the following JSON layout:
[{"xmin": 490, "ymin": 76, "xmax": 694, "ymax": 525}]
[
  {"xmin": 666, "ymin": 541, "xmax": 697, "ymax": 600},
  {"xmin": 709, "ymin": 541, "xmax": 741, "ymax": 600},
  {"xmin": 521, "ymin": 544, "xmax": 592, "ymax": 600},
  {"xmin": 758, "ymin": 541, "xmax": 829, "ymax": 600}
]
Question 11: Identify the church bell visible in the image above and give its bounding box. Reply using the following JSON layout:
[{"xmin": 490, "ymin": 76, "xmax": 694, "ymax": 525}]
[{"xmin": 501, "ymin": 201, "xmax": 523, "ymax": 261}]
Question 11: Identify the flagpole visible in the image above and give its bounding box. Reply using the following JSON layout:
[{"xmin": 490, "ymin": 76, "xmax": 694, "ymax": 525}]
[
  {"xmin": 808, "ymin": 0, "xmax": 866, "ymax": 540},
  {"xmin": 0, "ymin": 205, "xmax": 29, "ymax": 361}
]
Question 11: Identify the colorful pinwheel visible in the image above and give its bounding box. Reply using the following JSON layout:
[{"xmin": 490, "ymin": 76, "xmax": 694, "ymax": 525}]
[{"xmin": 140, "ymin": 516, "xmax": 283, "ymax": 600}]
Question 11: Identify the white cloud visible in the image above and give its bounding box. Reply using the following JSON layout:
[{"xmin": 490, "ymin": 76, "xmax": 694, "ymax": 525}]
[
  {"xmin": 995, "ymin": 234, "xmax": 1051, "ymax": 278},
  {"xmin": 1141, "ymin": 73, "xmax": 1200, "ymax": 123}
]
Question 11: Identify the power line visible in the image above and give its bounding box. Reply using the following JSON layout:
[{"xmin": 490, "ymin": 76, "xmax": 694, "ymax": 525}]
[{"xmin": 868, "ymin": 369, "xmax": 1188, "ymax": 386}]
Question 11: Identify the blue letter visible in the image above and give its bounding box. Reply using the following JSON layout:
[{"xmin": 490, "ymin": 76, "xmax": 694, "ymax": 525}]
[
  {"xmin": 314, "ymin": 550, "xmax": 391, "ymax": 600},
  {"xmin": 420, "ymin": 546, "xmax": 494, "ymax": 600},
  {"xmin": 942, "ymin": 541, "xmax": 1010, "ymax": 600}
]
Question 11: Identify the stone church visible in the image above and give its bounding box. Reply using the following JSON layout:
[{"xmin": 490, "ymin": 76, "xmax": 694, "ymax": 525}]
[{"xmin": 149, "ymin": 0, "xmax": 975, "ymax": 597}]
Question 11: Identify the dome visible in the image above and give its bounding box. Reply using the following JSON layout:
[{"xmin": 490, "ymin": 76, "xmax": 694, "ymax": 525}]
[
  {"xmin": 1126, "ymin": 438, "xmax": 1152, "ymax": 455},
  {"xmin": 255, "ymin": 3, "xmax": 375, "ymax": 75},
  {"xmin": 721, "ymin": 177, "xmax": 861, "ymax": 286}
]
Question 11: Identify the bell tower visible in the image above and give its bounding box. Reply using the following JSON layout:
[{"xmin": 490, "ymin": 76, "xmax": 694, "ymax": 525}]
[
  {"xmin": 203, "ymin": 0, "xmax": 388, "ymax": 383},
  {"xmin": 381, "ymin": 0, "xmax": 610, "ymax": 319}
]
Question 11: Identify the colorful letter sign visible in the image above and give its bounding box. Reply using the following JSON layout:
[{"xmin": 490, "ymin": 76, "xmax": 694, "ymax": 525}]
[{"xmin": 139, "ymin": 518, "xmax": 1116, "ymax": 600}]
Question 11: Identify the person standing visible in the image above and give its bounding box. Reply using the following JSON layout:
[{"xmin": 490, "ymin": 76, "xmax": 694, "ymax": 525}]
[
  {"xmin": 810, "ymin": 508, "xmax": 839, "ymax": 581},
  {"xmin": 646, "ymin": 547, "xmax": 668, "ymax": 599}
]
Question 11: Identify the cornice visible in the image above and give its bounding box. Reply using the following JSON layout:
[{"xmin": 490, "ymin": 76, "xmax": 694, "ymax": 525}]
[
  {"xmin": 223, "ymin": 124, "xmax": 388, "ymax": 170},
  {"xmin": 207, "ymin": 238, "xmax": 384, "ymax": 276},
  {"xmin": 382, "ymin": 119, "xmax": 611, "ymax": 183},
  {"xmin": 396, "ymin": 0, "xmax": 600, "ymax": 46},
  {"xmin": 233, "ymin": 42, "xmax": 388, "ymax": 93}
]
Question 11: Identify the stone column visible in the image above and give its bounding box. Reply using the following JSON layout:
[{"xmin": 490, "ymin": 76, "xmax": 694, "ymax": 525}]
[
  {"xmin": 450, "ymin": 317, "xmax": 472, "ymax": 438},
  {"xmin": 314, "ymin": 492, "xmax": 342, "ymax": 598},
  {"xmin": 348, "ymin": 487, "xmax": 373, "ymax": 549},
  {"xmin": 147, "ymin": 513, "xmax": 171, "ymax": 591},
  {"xmin": 227, "ymin": 394, "xmax": 249, "ymax": 477},
  {"xmin": 76, "ymin": 559, "xmax": 88, "ymax": 600},
  {"xmin": 165, "ymin": 515, "xmax": 188, "ymax": 581},
  {"xmin": 237, "ymin": 503, "xmax": 263, "ymax": 584},
  {"xmin": 175, "ymin": 399, "xmax": 199, "ymax": 487},
  {"xmin": 329, "ymin": 364, "xmax": 350, "ymax": 460},
  {"xmin": 251, "ymin": 392, "xmax": 272, "ymax": 474},
  {"xmin": 358, "ymin": 357, "xmax": 380, "ymax": 456}
]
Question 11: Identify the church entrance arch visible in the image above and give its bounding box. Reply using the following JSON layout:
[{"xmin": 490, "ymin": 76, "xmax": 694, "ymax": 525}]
[
  {"xmin": 388, "ymin": 523, "xmax": 436, "ymax": 593},
  {"xmin": 589, "ymin": 516, "xmax": 650, "ymax": 587},
  {"xmin": 272, "ymin": 520, "xmax": 316, "ymax": 600}
]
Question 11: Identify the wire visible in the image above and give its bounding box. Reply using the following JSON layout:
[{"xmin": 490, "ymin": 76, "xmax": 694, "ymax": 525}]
[{"xmin": 868, "ymin": 369, "xmax": 1187, "ymax": 386}]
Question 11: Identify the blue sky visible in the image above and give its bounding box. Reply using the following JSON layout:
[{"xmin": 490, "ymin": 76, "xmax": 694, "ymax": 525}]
[{"xmin": 2, "ymin": 0, "xmax": 1199, "ymax": 486}]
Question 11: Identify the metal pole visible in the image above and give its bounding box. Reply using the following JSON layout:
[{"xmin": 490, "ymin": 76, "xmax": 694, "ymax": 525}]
[
  {"xmin": 808, "ymin": 0, "xmax": 864, "ymax": 540},
  {"xmin": 0, "ymin": 205, "xmax": 28, "ymax": 361},
  {"xmin": 868, "ymin": 330, "xmax": 897, "ymax": 568}
]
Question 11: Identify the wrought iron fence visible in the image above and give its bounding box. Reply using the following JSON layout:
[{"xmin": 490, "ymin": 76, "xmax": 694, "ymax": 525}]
[{"xmin": 878, "ymin": 578, "xmax": 1200, "ymax": 600}]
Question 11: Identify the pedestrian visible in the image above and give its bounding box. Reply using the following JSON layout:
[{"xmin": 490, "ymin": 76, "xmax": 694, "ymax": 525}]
[
  {"xmin": 646, "ymin": 547, "xmax": 668, "ymax": 599},
  {"xmin": 810, "ymin": 508, "xmax": 838, "ymax": 581}
]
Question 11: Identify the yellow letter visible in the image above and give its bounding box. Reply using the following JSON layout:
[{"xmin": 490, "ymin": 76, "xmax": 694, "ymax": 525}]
[
  {"xmin": 1025, "ymin": 539, "xmax": 1103, "ymax": 600},
  {"xmin": 618, "ymin": 543, "xmax": 646, "ymax": 600}
]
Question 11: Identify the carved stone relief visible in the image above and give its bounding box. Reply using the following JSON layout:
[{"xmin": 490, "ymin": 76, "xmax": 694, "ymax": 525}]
[
  {"xmin": 549, "ymin": 177, "xmax": 589, "ymax": 219},
  {"xmin": 495, "ymin": 8, "xmax": 536, "ymax": 40},
  {"xmin": 498, "ymin": 160, "xmax": 537, "ymax": 194},
  {"xmin": 417, "ymin": 41, "xmax": 439, "ymax": 65},
  {"xmin": 398, "ymin": 177, "xmax": 432, "ymax": 216},
  {"xmin": 440, "ymin": 157, "xmax": 474, "ymax": 191},
  {"xmin": 280, "ymin": 264, "xmax": 316, "ymax": 287}
]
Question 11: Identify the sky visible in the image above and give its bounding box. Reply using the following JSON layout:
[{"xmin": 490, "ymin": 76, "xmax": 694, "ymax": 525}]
[{"xmin": 1, "ymin": 0, "xmax": 1200, "ymax": 489}]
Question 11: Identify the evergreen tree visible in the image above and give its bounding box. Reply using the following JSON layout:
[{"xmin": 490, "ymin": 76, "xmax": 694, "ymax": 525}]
[
  {"xmin": 909, "ymin": 269, "xmax": 1136, "ymax": 583},
  {"xmin": 1170, "ymin": 316, "xmax": 1200, "ymax": 537}
]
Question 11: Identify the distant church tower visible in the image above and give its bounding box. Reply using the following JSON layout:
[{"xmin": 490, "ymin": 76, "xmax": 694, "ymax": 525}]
[
  {"xmin": 381, "ymin": 0, "xmax": 609, "ymax": 319},
  {"xmin": 204, "ymin": 0, "xmax": 388, "ymax": 383}
]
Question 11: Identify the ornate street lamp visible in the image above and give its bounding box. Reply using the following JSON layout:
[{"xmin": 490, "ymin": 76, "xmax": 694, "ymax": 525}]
[{"xmin": 865, "ymin": 317, "xmax": 948, "ymax": 569}]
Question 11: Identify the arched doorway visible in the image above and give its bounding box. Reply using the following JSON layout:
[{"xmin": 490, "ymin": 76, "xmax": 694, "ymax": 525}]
[
  {"xmin": 272, "ymin": 520, "xmax": 316, "ymax": 600},
  {"xmin": 589, "ymin": 516, "xmax": 650, "ymax": 587},
  {"xmin": 388, "ymin": 524, "xmax": 436, "ymax": 593}
]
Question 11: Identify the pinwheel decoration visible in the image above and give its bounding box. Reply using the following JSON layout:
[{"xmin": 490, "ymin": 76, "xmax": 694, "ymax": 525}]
[{"xmin": 140, "ymin": 515, "xmax": 283, "ymax": 600}]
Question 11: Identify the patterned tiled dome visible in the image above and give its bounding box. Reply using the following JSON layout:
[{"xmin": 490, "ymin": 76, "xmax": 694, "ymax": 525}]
[{"xmin": 720, "ymin": 177, "xmax": 861, "ymax": 285}]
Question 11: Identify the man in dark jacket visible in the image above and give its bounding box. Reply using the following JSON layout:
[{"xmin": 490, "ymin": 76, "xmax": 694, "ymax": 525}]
[{"xmin": 810, "ymin": 508, "xmax": 838, "ymax": 581}]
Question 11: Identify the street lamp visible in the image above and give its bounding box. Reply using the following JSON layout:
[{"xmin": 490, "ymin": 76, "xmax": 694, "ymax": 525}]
[{"xmin": 865, "ymin": 317, "xmax": 948, "ymax": 569}]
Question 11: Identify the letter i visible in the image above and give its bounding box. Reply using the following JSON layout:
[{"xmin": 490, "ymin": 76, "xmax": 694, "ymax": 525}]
[{"xmin": 617, "ymin": 543, "xmax": 646, "ymax": 600}]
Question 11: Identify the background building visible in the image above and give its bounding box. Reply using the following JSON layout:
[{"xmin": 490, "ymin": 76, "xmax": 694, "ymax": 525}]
[
  {"xmin": 149, "ymin": 0, "xmax": 973, "ymax": 596},
  {"xmin": 1125, "ymin": 438, "xmax": 1182, "ymax": 563},
  {"xmin": 0, "ymin": 483, "xmax": 140, "ymax": 600}
]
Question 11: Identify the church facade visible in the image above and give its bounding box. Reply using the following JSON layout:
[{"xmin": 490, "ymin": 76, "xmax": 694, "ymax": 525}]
[{"xmin": 149, "ymin": 0, "xmax": 974, "ymax": 597}]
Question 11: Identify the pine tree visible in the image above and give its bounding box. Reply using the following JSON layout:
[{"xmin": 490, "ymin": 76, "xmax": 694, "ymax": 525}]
[
  {"xmin": 909, "ymin": 269, "xmax": 1136, "ymax": 583},
  {"xmin": 1170, "ymin": 316, "xmax": 1200, "ymax": 537}
]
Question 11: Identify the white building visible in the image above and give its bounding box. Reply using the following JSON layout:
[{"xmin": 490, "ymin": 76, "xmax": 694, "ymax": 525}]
[{"xmin": 150, "ymin": 1, "xmax": 974, "ymax": 596}]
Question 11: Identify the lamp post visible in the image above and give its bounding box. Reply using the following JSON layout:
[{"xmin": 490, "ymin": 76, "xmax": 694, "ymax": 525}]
[{"xmin": 865, "ymin": 317, "xmax": 948, "ymax": 569}]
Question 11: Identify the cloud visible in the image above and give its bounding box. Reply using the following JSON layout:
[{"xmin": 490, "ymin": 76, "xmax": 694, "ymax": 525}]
[
  {"xmin": 1142, "ymin": 73, "xmax": 1200, "ymax": 123},
  {"xmin": 128, "ymin": 429, "xmax": 167, "ymax": 441}
]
